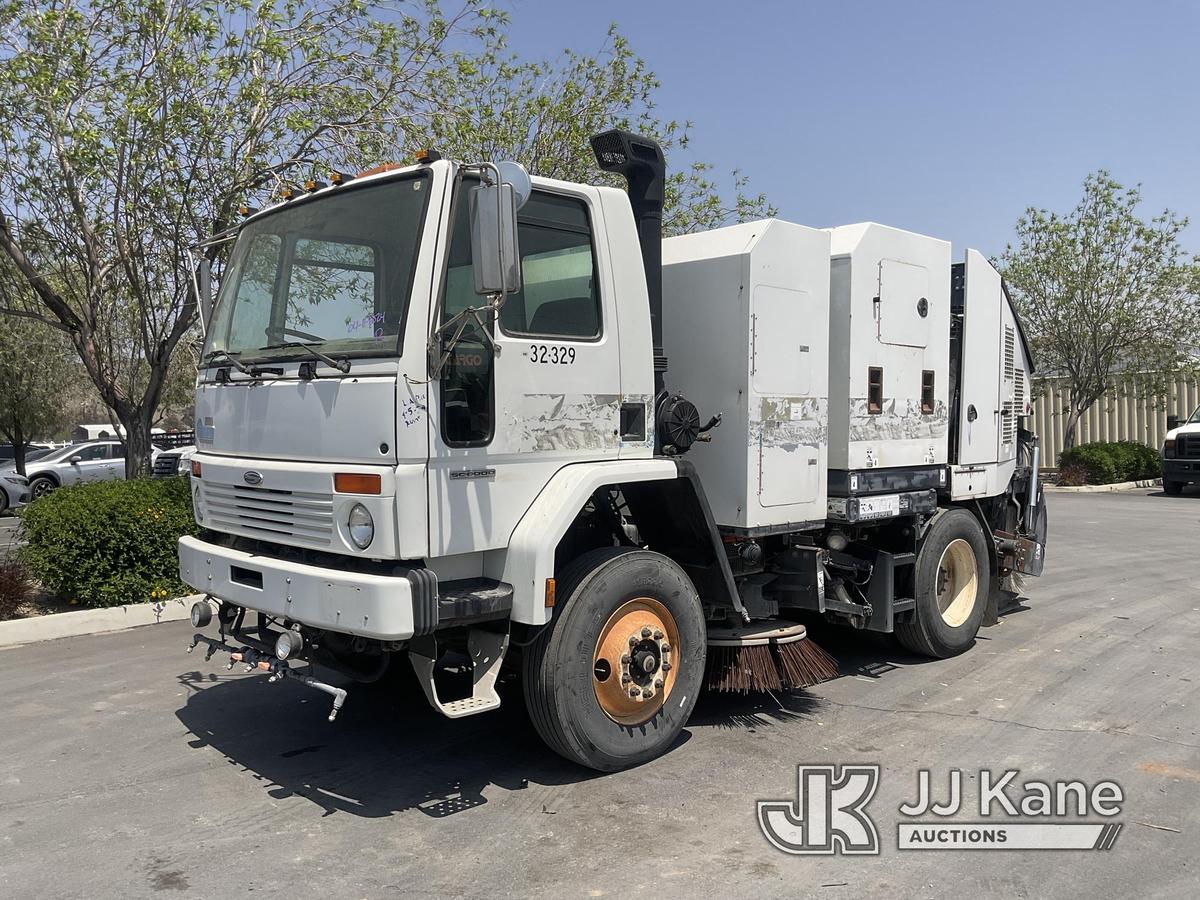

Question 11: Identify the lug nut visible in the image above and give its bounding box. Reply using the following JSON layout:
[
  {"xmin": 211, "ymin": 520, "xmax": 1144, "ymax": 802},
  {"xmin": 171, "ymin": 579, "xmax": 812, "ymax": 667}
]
[
  {"xmin": 660, "ymin": 643, "xmax": 670, "ymax": 653},
  {"xmin": 620, "ymin": 653, "xmax": 630, "ymax": 664},
  {"xmin": 643, "ymin": 689, "xmax": 654, "ymax": 699},
  {"xmin": 621, "ymin": 674, "xmax": 631, "ymax": 685},
  {"xmin": 641, "ymin": 627, "xmax": 652, "ymax": 638},
  {"xmin": 629, "ymin": 687, "xmax": 641, "ymax": 698},
  {"xmin": 661, "ymin": 662, "xmax": 671, "ymax": 672},
  {"xmin": 653, "ymin": 630, "xmax": 663, "ymax": 640},
  {"xmin": 655, "ymin": 679, "xmax": 663, "ymax": 689},
  {"xmin": 628, "ymin": 635, "xmax": 638, "ymax": 646}
]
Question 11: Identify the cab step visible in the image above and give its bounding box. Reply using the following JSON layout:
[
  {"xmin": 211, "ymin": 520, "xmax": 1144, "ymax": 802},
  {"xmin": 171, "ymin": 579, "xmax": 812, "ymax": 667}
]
[{"xmin": 409, "ymin": 628, "xmax": 509, "ymax": 719}]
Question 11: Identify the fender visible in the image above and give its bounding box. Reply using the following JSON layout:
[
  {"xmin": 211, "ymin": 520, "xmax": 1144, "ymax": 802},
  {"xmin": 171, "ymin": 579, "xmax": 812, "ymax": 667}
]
[{"xmin": 485, "ymin": 458, "xmax": 678, "ymax": 625}]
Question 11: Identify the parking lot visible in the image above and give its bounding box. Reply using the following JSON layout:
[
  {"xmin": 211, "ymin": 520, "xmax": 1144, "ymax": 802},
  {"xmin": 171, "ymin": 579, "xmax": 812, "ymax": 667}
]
[{"xmin": 1, "ymin": 489, "xmax": 1197, "ymax": 899}]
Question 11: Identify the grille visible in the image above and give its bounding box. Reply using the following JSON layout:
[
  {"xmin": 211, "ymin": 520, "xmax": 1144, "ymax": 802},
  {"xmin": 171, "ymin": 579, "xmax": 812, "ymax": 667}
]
[
  {"xmin": 1013, "ymin": 368, "xmax": 1026, "ymax": 414},
  {"xmin": 1178, "ymin": 433, "xmax": 1200, "ymax": 459},
  {"xmin": 153, "ymin": 453, "xmax": 179, "ymax": 476},
  {"xmin": 201, "ymin": 480, "xmax": 334, "ymax": 546},
  {"xmin": 1003, "ymin": 326, "xmax": 1015, "ymax": 380}
]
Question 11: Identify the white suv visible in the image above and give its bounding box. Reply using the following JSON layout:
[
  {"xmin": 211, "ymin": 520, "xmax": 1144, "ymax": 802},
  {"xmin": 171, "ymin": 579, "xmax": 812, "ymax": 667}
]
[{"xmin": 25, "ymin": 441, "xmax": 129, "ymax": 499}]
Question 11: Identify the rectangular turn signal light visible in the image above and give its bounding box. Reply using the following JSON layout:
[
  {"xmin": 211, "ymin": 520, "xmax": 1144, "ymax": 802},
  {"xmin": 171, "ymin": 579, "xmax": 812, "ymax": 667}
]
[
  {"xmin": 333, "ymin": 472, "xmax": 381, "ymax": 494},
  {"xmin": 190, "ymin": 460, "xmax": 201, "ymax": 477}
]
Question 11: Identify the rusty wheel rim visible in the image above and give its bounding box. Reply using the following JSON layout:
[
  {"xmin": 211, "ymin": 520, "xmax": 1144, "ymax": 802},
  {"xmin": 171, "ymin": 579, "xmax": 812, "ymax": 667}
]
[{"xmin": 592, "ymin": 597, "xmax": 680, "ymax": 726}]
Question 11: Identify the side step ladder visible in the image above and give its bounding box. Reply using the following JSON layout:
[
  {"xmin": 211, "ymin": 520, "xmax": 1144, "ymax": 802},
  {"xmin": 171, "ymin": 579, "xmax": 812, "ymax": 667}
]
[{"xmin": 409, "ymin": 628, "xmax": 510, "ymax": 719}]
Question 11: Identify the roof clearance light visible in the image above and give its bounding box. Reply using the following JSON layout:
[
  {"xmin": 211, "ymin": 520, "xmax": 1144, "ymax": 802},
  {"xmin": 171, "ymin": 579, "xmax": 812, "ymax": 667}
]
[
  {"xmin": 238, "ymin": 205, "xmax": 258, "ymax": 217},
  {"xmin": 334, "ymin": 472, "xmax": 381, "ymax": 495},
  {"xmin": 304, "ymin": 179, "xmax": 327, "ymax": 192},
  {"xmin": 414, "ymin": 148, "xmax": 441, "ymax": 164},
  {"xmin": 330, "ymin": 170, "xmax": 353, "ymax": 186},
  {"xmin": 280, "ymin": 186, "xmax": 295, "ymax": 201}
]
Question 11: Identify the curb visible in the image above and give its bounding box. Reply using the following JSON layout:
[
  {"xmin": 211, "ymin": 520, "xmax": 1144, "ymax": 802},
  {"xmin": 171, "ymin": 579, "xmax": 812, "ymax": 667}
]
[
  {"xmin": 0, "ymin": 594, "xmax": 204, "ymax": 650},
  {"xmin": 1045, "ymin": 478, "xmax": 1162, "ymax": 494}
]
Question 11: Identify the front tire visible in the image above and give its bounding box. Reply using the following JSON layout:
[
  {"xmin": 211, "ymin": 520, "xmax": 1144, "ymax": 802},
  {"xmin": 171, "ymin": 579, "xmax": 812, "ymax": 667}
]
[
  {"xmin": 896, "ymin": 508, "xmax": 991, "ymax": 658},
  {"xmin": 1163, "ymin": 479, "xmax": 1184, "ymax": 496},
  {"xmin": 28, "ymin": 476, "xmax": 56, "ymax": 500},
  {"xmin": 523, "ymin": 547, "xmax": 706, "ymax": 772}
]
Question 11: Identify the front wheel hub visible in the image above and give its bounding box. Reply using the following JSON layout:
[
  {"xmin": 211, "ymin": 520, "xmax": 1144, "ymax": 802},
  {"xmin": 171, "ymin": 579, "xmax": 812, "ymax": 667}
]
[{"xmin": 593, "ymin": 598, "xmax": 680, "ymax": 725}]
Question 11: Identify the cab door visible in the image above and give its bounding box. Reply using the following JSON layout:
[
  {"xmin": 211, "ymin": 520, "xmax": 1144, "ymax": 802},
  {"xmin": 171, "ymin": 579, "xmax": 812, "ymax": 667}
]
[{"xmin": 427, "ymin": 181, "xmax": 623, "ymax": 558}]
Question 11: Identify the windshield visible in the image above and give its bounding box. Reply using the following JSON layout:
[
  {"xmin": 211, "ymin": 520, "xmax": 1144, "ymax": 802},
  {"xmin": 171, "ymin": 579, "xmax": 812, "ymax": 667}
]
[
  {"xmin": 204, "ymin": 173, "xmax": 431, "ymax": 364},
  {"xmin": 1188, "ymin": 404, "xmax": 1200, "ymax": 425}
]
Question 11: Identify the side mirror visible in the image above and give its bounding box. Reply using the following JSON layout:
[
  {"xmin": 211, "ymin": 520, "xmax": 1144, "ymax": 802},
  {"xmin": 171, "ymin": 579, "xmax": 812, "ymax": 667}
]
[
  {"xmin": 198, "ymin": 258, "xmax": 213, "ymax": 331},
  {"xmin": 1167, "ymin": 414, "xmax": 1181, "ymax": 431},
  {"xmin": 68, "ymin": 455, "xmax": 82, "ymax": 464},
  {"xmin": 469, "ymin": 167, "xmax": 526, "ymax": 297}
]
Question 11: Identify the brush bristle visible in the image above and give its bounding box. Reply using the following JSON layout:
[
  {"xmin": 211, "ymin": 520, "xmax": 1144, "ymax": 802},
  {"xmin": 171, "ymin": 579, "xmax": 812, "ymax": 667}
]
[
  {"xmin": 774, "ymin": 638, "xmax": 839, "ymax": 688},
  {"xmin": 705, "ymin": 638, "xmax": 839, "ymax": 694}
]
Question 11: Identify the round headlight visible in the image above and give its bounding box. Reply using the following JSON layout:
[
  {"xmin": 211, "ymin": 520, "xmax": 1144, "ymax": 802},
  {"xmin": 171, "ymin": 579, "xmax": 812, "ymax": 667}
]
[{"xmin": 348, "ymin": 503, "xmax": 374, "ymax": 549}]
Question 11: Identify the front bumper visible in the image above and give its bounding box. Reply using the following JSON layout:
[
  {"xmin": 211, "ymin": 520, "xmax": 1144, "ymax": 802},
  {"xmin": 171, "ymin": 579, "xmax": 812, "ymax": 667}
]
[
  {"xmin": 178, "ymin": 535, "xmax": 424, "ymax": 640},
  {"xmin": 1162, "ymin": 459, "xmax": 1200, "ymax": 483}
]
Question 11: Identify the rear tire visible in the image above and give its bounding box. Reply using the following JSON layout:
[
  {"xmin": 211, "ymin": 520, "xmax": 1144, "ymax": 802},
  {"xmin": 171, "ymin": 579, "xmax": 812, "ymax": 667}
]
[
  {"xmin": 896, "ymin": 508, "xmax": 990, "ymax": 659},
  {"xmin": 1163, "ymin": 479, "xmax": 1184, "ymax": 496},
  {"xmin": 523, "ymin": 547, "xmax": 706, "ymax": 772}
]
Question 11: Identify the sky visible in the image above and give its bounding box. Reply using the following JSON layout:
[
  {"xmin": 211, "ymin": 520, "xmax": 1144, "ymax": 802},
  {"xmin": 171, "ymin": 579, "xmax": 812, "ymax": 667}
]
[{"xmin": 500, "ymin": 0, "xmax": 1200, "ymax": 259}]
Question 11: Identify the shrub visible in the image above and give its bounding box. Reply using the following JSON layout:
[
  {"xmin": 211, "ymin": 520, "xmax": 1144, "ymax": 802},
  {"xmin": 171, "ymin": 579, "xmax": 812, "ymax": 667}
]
[
  {"xmin": 19, "ymin": 477, "xmax": 199, "ymax": 608},
  {"xmin": 1058, "ymin": 440, "xmax": 1160, "ymax": 485},
  {"xmin": 0, "ymin": 556, "xmax": 34, "ymax": 619}
]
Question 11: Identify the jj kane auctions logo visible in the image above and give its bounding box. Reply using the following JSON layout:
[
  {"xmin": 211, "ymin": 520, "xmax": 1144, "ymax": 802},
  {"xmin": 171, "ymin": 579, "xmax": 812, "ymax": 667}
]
[{"xmin": 758, "ymin": 765, "xmax": 1124, "ymax": 854}]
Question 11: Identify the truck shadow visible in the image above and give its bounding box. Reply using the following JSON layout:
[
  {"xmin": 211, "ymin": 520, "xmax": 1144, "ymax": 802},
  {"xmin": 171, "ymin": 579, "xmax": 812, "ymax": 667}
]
[
  {"xmin": 175, "ymin": 668, "xmax": 597, "ymax": 820},
  {"xmin": 173, "ymin": 628, "xmax": 940, "ymax": 820}
]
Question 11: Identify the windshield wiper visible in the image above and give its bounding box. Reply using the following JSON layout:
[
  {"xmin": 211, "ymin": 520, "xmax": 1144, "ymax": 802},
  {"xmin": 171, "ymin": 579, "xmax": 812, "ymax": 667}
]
[
  {"xmin": 261, "ymin": 340, "xmax": 351, "ymax": 375},
  {"xmin": 203, "ymin": 349, "xmax": 284, "ymax": 380},
  {"xmin": 204, "ymin": 349, "xmax": 256, "ymax": 376}
]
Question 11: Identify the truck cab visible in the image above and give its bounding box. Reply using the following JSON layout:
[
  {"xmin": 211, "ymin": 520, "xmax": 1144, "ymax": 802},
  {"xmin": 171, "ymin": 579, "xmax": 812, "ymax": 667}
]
[{"xmin": 1162, "ymin": 404, "xmax": 1200, "ymax": 494}]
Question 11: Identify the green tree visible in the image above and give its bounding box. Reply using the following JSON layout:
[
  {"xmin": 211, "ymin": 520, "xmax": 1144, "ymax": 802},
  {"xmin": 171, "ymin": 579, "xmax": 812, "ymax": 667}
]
[
  {"xmin": 420, "ymin": 25, "xmax": 776, "ymax": 235},
  {"xmin": 999, "ymin": 171, "xmax": 1200, "ymax": 449},
  {"xmin": 0, "ymin": 0, "xmax": 497, "ymax": 475},
  {"xmin": 0, "ymin": 261, "xmax": 74, "ymax": 474}
]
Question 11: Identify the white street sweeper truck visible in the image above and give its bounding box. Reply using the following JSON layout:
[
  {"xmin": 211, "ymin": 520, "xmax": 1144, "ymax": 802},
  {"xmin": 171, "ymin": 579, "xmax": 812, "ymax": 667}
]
[{"xmin": 181, "ymin": 131, "xmax": 1047, "ymax": 771}]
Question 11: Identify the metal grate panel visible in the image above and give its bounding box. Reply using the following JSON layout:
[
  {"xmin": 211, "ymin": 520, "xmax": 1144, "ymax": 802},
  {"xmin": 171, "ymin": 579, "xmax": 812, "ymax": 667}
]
[{"xmin": 201, "ymin": 480, "xmax": 334, "ymax": 547}]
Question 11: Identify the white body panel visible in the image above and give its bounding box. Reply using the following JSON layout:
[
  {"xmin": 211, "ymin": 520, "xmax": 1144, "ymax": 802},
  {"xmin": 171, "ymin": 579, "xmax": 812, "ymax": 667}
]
[
  {"xmin": 662, "ymin": 220, "xmax": 831, "ymax": 530},
  {"xmin": 826, "ymin": 223, "xmax": 951, "ymax": 472},
  {"xmin": 949, "ymin": 252, "xmax": 1031, "ymax": 500},
  {"xmin": 487, "ymin": 458, "xmax": 678, "ymax": 625}
]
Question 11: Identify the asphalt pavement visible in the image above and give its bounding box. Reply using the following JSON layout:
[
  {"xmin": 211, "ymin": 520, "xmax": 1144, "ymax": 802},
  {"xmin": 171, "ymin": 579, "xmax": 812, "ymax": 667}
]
[{"xmin": 1, "ymin": 489, "xmax": 1198, "ymax": 898}]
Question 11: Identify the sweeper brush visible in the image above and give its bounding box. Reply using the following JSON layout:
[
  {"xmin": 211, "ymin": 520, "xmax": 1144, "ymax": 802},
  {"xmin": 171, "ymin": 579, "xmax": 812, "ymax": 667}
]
[{"xmin": 705, "ymin": 621, "xmax": 839, "ymax": 693}]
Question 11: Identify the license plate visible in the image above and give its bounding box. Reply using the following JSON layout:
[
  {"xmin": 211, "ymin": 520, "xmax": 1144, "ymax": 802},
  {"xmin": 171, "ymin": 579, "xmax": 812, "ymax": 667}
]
[{"xmin": 857, "ymin": 494, "xmax": 900, "ymax": 521}]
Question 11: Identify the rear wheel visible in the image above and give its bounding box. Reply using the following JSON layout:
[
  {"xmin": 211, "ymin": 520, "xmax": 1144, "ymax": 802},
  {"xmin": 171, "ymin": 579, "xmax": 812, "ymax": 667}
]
[
  {"xmin": 896, "ymin": 508, "xmax": 990, "ymax": 658},
  {"xmin": 523, "ymin": 547, "xmax": 706, "ymax": 771},
  {"xmin": 1163, "ymin": 479, "xmax": 1184, "ymax": 496}
]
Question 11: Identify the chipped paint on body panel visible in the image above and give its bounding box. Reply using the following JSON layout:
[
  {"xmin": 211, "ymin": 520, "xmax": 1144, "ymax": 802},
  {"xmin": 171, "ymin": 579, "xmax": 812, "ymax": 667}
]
[
  {"xmin": 849, "ymin": 398, "xmax": 948, "ymax": 443},
  {"xmin": 753, "ymin": 396, "xmax": 828, "ymax": 452},
  {"xmin": 505, "ymin": 393, "xmax": 623, "ymax": 453}
]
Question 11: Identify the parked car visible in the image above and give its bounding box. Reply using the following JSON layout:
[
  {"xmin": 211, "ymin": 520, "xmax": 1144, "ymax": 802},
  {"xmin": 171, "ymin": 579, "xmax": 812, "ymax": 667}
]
[
  {"xmin": 0, "ymin": 472, "xmax": 31, "ymax": 515},
  {"xmin": 0, "ymin": 443, "xmax": 52, "ymax": 463},
  {"xmin": 1163, "ymin": 403, "xmax": 1200, "ymax": 495},
  {"xmin": 24, "ymin": 441, "xmax": 131, "ymax": 499},
  {"xmin": 152, "ymin": 445, "xmax": 197, "ymax": 477}
]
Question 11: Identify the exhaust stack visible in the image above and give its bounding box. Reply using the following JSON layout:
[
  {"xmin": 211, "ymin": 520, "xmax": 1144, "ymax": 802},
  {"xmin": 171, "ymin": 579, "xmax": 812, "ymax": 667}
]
[{"xmin": 590, "ymin": 129, "xmax": 667, "ymax": 395}]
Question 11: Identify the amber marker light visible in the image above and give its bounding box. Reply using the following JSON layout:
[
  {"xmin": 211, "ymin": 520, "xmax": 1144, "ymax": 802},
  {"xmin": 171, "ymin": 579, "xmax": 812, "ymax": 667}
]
[{"xmin": 334, "ymin": 473, "xmax": 381, "ymax": 494}]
